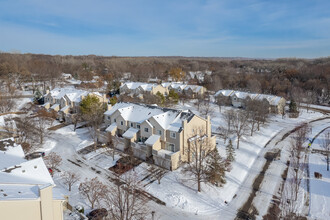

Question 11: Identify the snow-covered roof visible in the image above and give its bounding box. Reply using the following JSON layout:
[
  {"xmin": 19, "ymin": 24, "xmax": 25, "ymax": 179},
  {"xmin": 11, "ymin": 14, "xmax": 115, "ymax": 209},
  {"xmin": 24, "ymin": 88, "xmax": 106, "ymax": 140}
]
[
  {"xmin": 139, "ymin": 84, "xmax": 155, "ymax": 91},
  {"xmin": 105, "ymin": 102, "xmax": 165, "ymax": 123},
  {"xmin": 42, "ymin": 102, "xmax": 50, "ymax": 107},
  {"xmin": 105, "ymin": 102, "xmax": 196, "ymax": 133},
  {"xmin": 0, "ymin": 158, "xmax": 54, "ymax": 185},
  {"xmin": 106, "ymin": 123, "xmax": 117, "ymax": 132},
  {"xmin": 0, "ymin": 138, "xmax": 26, "ymax": 170},
  {"xmin": 46, "ymin": 87, "xmax": 101, "ymax": 103},
  {"xmin": 59, "ymin": 105, "xmax": 70, "ymax": 112},
  {"xmin": 169, "ymin": 83, "xmax": 187, "ymax": 90},
  {"xmin": 214, "ymin": 90, "xmax": 235, "ymax": 97},
  {"xmin": 50, "ymin": 104, "xmax": 59, "ymax": 109},
  {"xmin": 216, "ymin": 90, "xmax": 284, "ymax": 106},
  {"xmin": 65, "ymin": 90, "xmax": 88, "ymax": 103},
  {"xmin": 121, "ymin": 82, "xmax": 147, "ymax": 90},
  {"xmin": 145, "ymin": 135, "xmax": 160, "ymax": 146},
  {"xmin": 183, "ymin": 85, "xmax": 203, "ymax": 93},
  {"xmin": 270, "ymin": 96, "xmax": 283, "ymax": 105},
  {"xmin": 233, "ymin": 91, "xmax": 250, "ymax": 99},
  {"xmin": 123, "ymin": 127, "xmax": 139, "ymax": 139},
  {"xmin": 62, "ymin": 73, "xmax": 72, "ymax": 78}
]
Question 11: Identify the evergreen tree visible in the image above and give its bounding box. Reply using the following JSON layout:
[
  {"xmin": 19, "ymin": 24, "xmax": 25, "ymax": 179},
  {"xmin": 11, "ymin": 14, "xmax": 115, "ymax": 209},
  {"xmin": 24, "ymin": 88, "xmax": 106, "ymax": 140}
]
[
  {"xmin": 226, "ymin": 139, "xmax": 235, "ymax": 163},
  {"xmin": 289, "ymin": 99, "xmax": 298, "ymax": 113},
  {"xmin": 206, "ymin": 148, "xmax": 226, "ymax": 187}
]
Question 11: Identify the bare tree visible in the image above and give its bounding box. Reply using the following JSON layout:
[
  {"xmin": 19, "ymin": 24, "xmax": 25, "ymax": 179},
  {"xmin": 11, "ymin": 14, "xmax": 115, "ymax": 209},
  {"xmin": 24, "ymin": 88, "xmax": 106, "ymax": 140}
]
[
  {"xmin": 62, "ymin": 171, "xmax": 80, "ymax": 191},
  {"xmin": 304, "ymin": 90, "xmax": 317, "ymax": 113},
  {"xmin": 147, "ymin": 163, "xmax": 167, "ymax": 184},
  {"xmin": 79, "ymin": 177, "xmax": 108, "ymax": 209},
  {"xmin": 34, "ymin": 116, "xmax": 52, "ymax": 144},
  {"xmin": 184, "ymin": 128, "xmax": 215, "ymax": 192},
  {"xmin": 280, "ymin": 176, "xmax": 300, "ymax": 219},
  {"xmin": 255, "ymin": 100, "xmax": 269, "ymax": 131},
  {"xmin": 246, "ymin": 100, "xmax": 259, "ymax": 136},
  {"xmin": 0, "ymin": 94, "xmax": 16, "ymax": 113},
  {"xmin": 102, "ymin": 174, "xmax": 149, "ymax": 220},
  {"xmin": 321, "ymin": 131, "xmax": 330, "ymax": 171},
  {"xmin": 220, "ymin": 109, "xmax": 235, "ymax": 143},
  {"xmin": 107, "ymin": 132, "xmax": 116, "ymax": 160},
  {"xmin": 200, "ymin": 98, "xmax": 213, "ymax": 118},
  {"xmin": 232, "ymin": 110, "xmax": 249, "ymax": 149},
  {"xmin": 216, "ymin": 95, "xmax": 231, "ymax": 113},
  {"xmin": 44, "ymin": 152, "xmax": 62, "ymax": 171}
]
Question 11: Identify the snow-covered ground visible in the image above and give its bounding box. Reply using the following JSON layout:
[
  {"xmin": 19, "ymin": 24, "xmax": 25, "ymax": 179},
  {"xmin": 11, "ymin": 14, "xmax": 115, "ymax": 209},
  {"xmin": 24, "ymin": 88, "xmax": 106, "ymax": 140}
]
[
  {"xmin": 9, "ymin": 96, "xmax": 328, "ymax": 219},
  {"xmin": 309, "ymin": 128, "xmax": 330, "ymax": 219}
]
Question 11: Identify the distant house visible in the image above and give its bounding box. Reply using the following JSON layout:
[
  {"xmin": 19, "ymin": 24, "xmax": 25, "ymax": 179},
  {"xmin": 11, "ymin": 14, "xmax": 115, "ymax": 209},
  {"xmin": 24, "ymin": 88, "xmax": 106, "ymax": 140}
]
[
  {"xmin": 255, "ymin": 94, "xmax": 286, "ymax": 114},
  {"xmin": 183, "ymin": 85, "xmax": 206, "ymax": 98},
  {"xmin": 104, "ymin": 102, "xmax": 215, "ymax": 170},
  {"xmin": 61, "ymin": 73, "xmax": 72, "ymax": 80},
  {"xmin": 188, "ymin": 70, "xmax": 212, "ymax": 83},
  {"xmin": 43, "ymin": 88, "xmax": 107, "ymax": 122},
  {"xmin": 215, "ymin": 89, "xmax": 286, "ymax": 114},
  {"xmin": 120, "ymin": 82, "xmax": 167, "ymax": 96},
  {"xmin": 0, "ymin": 138, "xmax": 65, "ymax": 220}
]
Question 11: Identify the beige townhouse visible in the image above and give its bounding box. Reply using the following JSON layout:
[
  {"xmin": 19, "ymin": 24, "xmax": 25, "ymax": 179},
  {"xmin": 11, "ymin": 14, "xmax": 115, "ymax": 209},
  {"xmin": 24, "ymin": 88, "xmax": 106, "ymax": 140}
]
[
  {"xmin": 104, "ymin": 102, "xmax": 216, "ymax": 170},
  {"xmin": 215, "ymin": 89, "xmax": 286, "ymax": 114},
  {"xmin": 43, "ymin": 88, "xmax": 107, "ymax": 122}
]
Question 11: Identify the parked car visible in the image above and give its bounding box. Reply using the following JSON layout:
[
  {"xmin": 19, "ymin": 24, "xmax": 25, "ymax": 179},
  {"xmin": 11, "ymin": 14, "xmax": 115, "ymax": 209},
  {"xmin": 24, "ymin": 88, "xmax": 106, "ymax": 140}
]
[
  {"xmin": 86, "ymin": 208, "xmax": 108, "ymax": 220},
  {"xmin": 48, "ymin": 168, "xmax": 53, "ymax": 177},
  {"xmin": 25, "ymin": 151, "xmax": 45, "ymax": 160}
]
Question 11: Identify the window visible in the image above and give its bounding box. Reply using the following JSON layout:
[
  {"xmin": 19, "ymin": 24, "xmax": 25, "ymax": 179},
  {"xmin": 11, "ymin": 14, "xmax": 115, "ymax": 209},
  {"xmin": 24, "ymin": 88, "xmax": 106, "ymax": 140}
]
[
  {"xmin": 170, "ymin": 132, "xmax": 176, "ymax": 139},
  {"xmin": 114, "ymin": 119, "xmax": 116, "ymax": 122},
  {"xmin": 131, "ymin": 122, "xmax": 133, "ymax": 127},
  {"xmin": 137, "ymin": 124, "xmax": 140, "ymax": 129},
  {"xmin": 166, "ymin": 143, "xmax": 175, "ymax": 152},
  {"xmin": 144, "ymin": 128, "xmax": 149, "ymax": 132},
  {"xmin": 107, "ymin": 116, "xmax": 111, "ymax": 120},
  {"xmin": 157, "ymin": 130, "xmax": 162, "ymax": 135},
  {"xmin": 121, "ymin": 121, "xmax": 123, "ymax": 126}
]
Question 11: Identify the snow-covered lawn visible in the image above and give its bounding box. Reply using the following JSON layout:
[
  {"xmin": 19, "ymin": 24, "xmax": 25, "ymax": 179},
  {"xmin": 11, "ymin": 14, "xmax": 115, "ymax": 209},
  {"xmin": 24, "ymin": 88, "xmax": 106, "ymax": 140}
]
[
  {"xmin": 23, "ymin": 99, "xmax": 329, "ymax": 219},
  {"xmin": 309, "ymin": 127, "xmax": 330, "ymax": 219}
]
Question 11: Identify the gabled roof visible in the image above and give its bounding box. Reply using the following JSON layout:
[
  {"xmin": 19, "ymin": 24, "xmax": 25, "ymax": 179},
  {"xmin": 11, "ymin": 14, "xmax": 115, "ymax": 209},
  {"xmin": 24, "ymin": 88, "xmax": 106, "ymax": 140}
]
[
  {"xmin": 106, "ymin": 123, "xmax": 117, "ymax": 132},
  {"xmin": 214, "ymin": 90, "xmax": 235, "ymax": 97},
  {"xmin": 123, "ymin": 127, "xmax": 139, "ymax": 139},
  {"xmin": 183, "ymin": 85, "xmax": 203, "ymax": 93},
  {"xmin": 232, "ymin": 91, "xmax": 250, "ymax": 99},
  {"xmin": 104, "ymin": 102, "xmax": 197, "ymax": 133},
  {"xmin": 145, "ymin": 135, "xmax": 160, "ymax": 146}
]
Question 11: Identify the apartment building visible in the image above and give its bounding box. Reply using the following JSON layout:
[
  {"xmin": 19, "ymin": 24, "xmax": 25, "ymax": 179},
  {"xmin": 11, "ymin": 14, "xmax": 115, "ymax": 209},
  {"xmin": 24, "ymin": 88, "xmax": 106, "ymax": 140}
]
[{"xmin": 104, "ymin": 102, "xmax": 216, "ymax": 170}]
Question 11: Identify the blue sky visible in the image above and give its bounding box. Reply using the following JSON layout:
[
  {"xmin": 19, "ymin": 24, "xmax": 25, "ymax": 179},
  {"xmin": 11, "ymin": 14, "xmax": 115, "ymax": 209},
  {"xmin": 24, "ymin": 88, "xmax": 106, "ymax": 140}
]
[{"xmin": 0, "ymin": 0, "xmax": 330, "ymax": 58}]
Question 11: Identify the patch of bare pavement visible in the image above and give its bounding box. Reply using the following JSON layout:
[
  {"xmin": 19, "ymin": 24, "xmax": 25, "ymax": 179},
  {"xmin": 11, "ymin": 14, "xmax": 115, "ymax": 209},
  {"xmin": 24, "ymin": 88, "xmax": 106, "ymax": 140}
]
[{"xmin": 235, "ymin": 117, "xmax": 329, "ymax": 220}]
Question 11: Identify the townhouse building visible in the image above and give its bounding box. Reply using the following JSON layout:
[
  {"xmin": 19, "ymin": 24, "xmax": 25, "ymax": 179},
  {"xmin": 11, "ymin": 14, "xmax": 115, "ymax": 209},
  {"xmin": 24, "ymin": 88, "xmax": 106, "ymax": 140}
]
[{"xmin": 104, "ymin": 102, "xmax": 216, "ymax": 170}]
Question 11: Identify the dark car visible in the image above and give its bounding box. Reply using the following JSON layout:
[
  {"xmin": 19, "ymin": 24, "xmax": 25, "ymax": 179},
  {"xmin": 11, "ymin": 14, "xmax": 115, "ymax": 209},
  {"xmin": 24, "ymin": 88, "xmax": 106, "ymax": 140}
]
[
  {"xmin": 87, "ymin": 208, "xmax": 108, "ymax": 220},
  {"xmin": 25, "ymin": 152, "xmax": 45, "ymax": 160}
]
